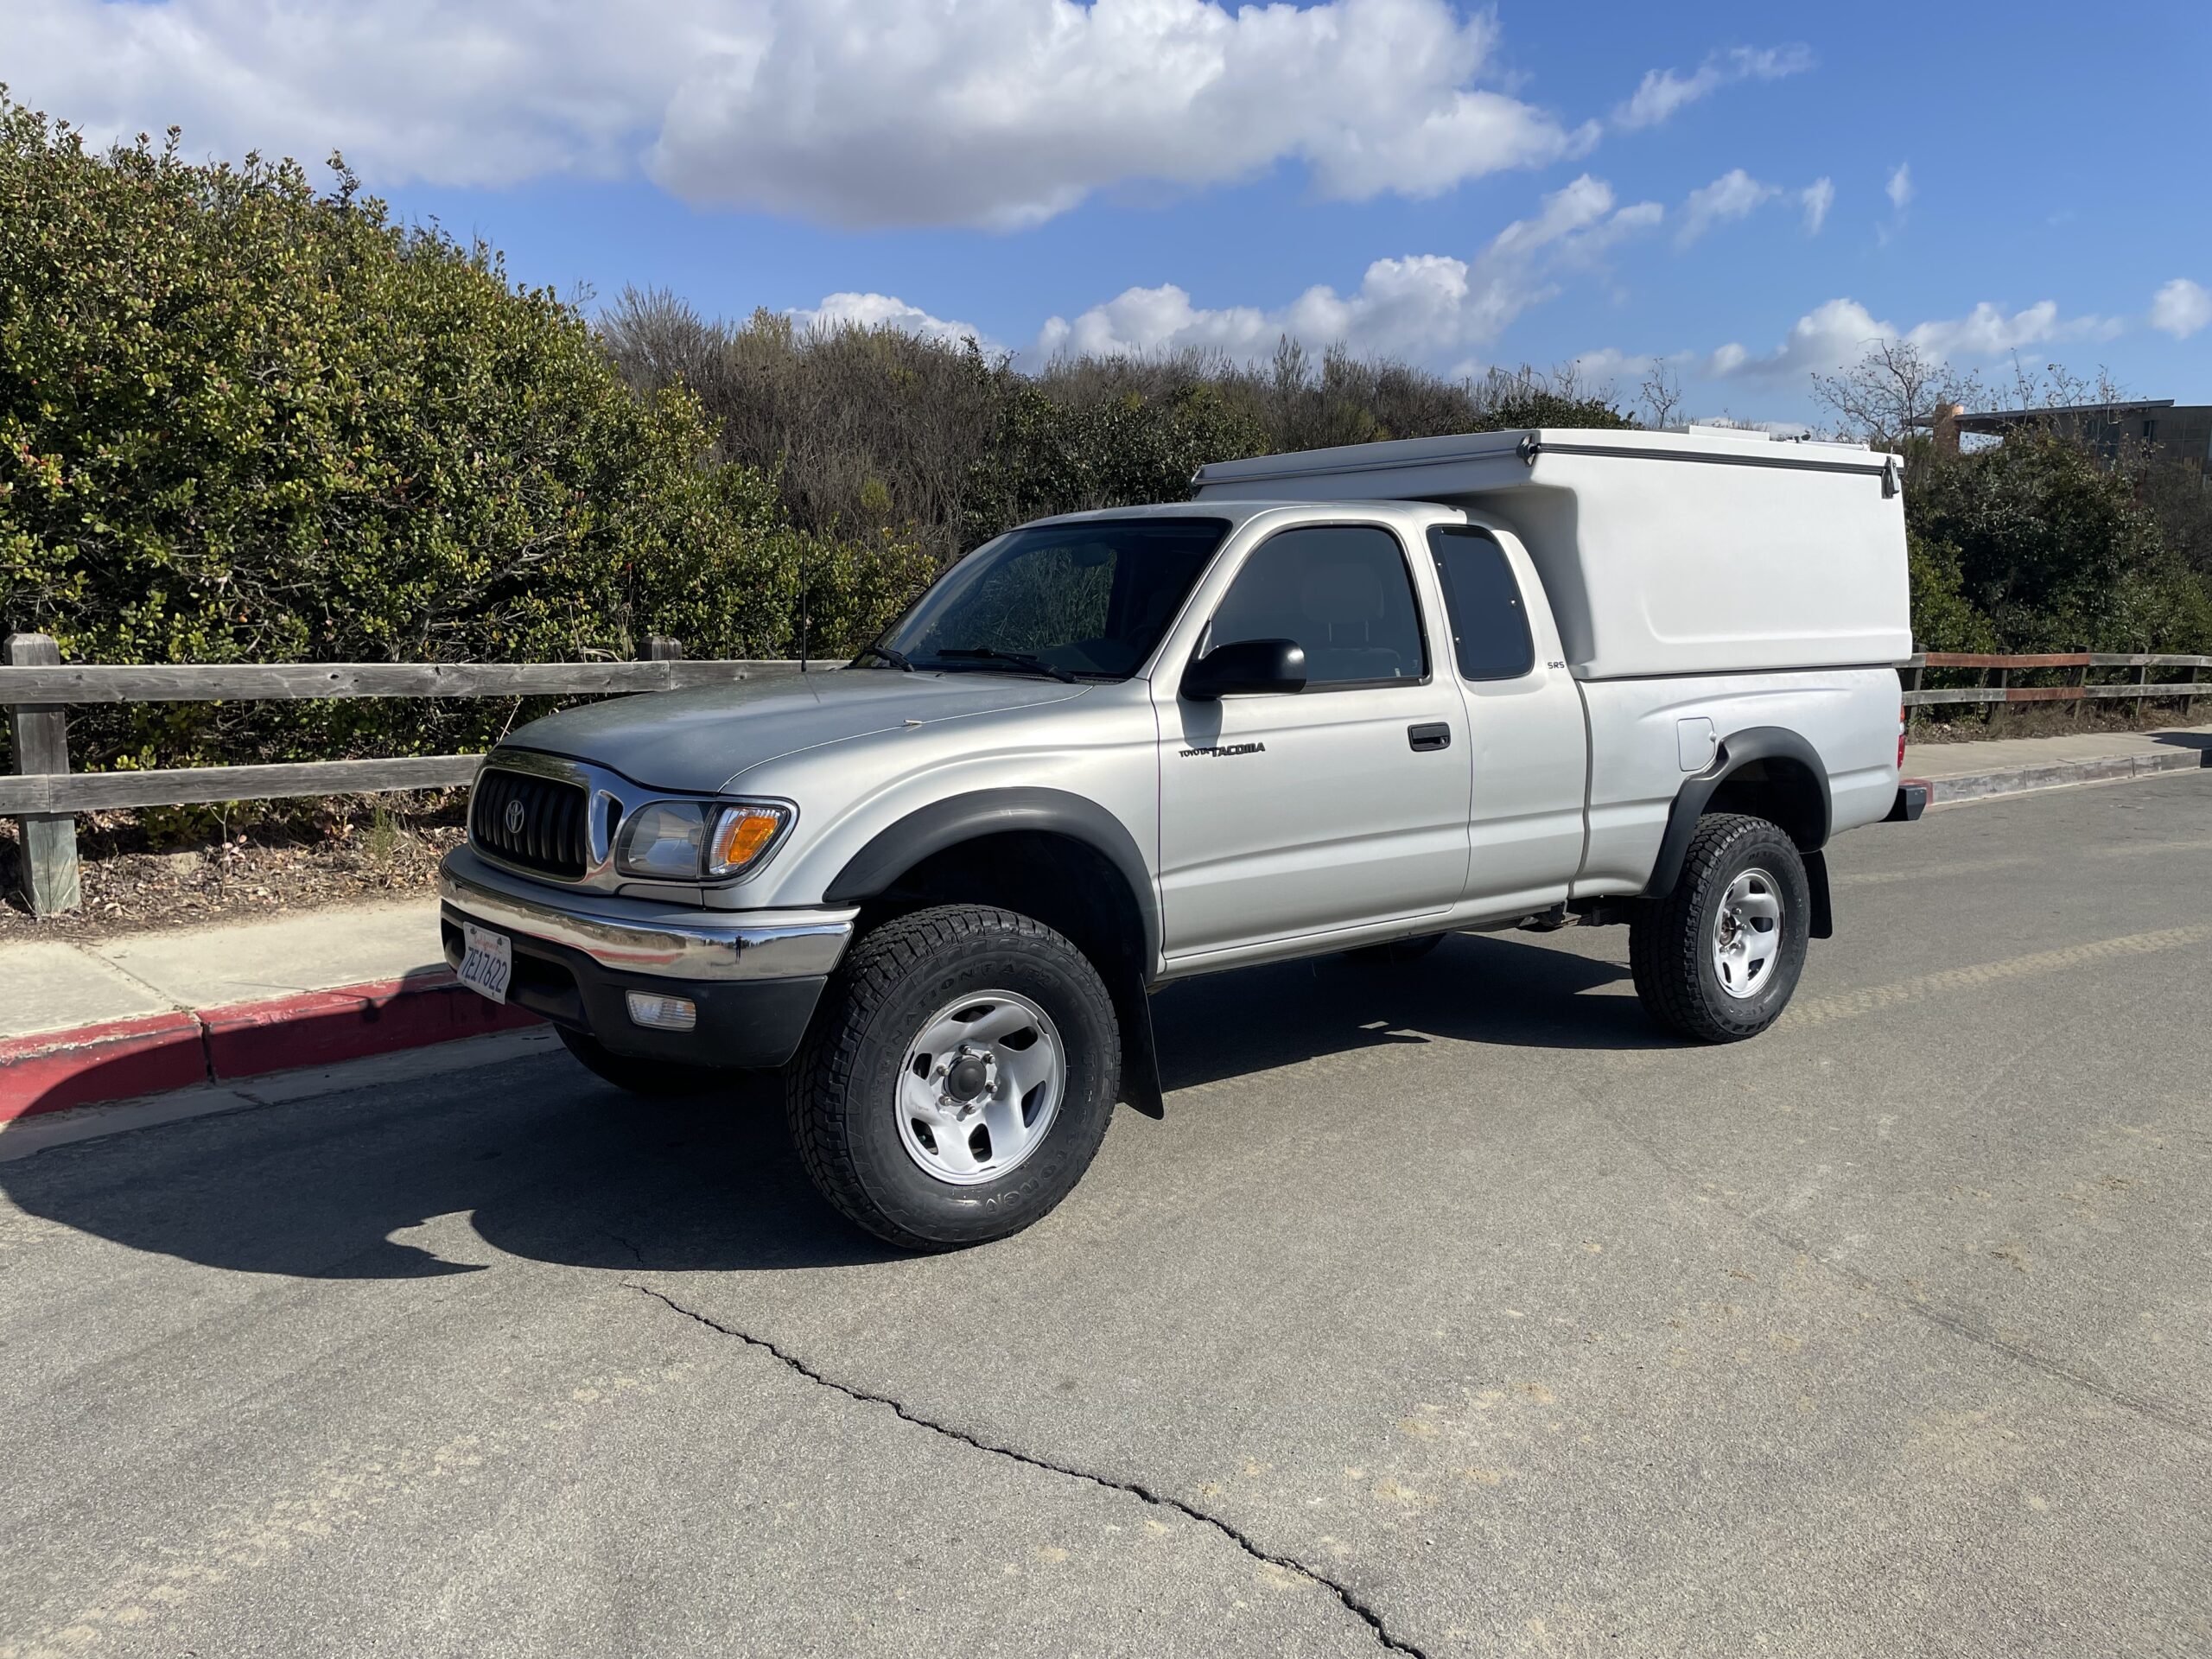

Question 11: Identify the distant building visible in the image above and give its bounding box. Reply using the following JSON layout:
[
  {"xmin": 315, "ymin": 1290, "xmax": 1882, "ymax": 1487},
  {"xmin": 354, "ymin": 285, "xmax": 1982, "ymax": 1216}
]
[{"xmin": 1927, "ymin": 398, "xmax": 2212, "ymax": 480}]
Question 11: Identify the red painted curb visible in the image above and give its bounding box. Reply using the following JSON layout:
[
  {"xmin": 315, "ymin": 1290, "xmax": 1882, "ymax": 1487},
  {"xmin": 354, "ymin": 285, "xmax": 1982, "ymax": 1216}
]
[
  {"xmin": 201, "ymin": 972, "xmax": 539, "ymax": 1081},
  {"xmin": 0, "ymin": 972, "xmax": 541, "ymax": 1125},
  {"xmin": 0, "ymin": 1011, "xmax": 210, "ymax": 1122}
]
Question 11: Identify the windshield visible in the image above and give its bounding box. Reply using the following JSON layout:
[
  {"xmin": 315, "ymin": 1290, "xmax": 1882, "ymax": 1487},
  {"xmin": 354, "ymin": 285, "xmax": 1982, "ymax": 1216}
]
[{"xmin": 865, "ymin": 517, "xmax": 1230, "ymax": 681}]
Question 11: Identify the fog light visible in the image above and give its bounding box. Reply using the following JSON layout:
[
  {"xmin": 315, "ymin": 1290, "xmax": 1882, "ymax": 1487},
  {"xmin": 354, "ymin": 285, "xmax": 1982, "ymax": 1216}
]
[{"xmin": 626, "ymin": 991, "xmax": 697, "ymax": 1032}]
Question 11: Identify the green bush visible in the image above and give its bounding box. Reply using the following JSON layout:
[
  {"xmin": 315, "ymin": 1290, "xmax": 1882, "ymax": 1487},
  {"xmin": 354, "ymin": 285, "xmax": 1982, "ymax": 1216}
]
[
  {"xmin": 599, "ymin": 296, "xmax": 1635, "ymax": 570},
  {"xmin": 0, "ymin": 94, "xmax": 928, "ymax": 778},
  {"xmin": 1907, "ymin": 430, "xmax": 2212, "ymax": 654},
  {"xmin": 1904, "ymin": 531, "xmax": 1999, "ymax": 654}
]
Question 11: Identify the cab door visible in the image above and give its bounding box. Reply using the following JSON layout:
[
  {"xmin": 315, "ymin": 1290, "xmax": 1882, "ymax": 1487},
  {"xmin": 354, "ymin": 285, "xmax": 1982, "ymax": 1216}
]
[
  {"xmin": 1426, "ymin": 524, "xmax": 1590, "ymax": 912},
  {"xmin": 1154, "ymin": 522, "xmax": 1471, "ymax": 960}
]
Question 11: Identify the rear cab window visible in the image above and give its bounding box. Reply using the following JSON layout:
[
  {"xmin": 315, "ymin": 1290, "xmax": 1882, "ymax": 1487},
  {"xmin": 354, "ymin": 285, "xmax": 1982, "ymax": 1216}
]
[{"xmin": 1427, "ymin": 526, "xmax": 1535, "ymax": 682}]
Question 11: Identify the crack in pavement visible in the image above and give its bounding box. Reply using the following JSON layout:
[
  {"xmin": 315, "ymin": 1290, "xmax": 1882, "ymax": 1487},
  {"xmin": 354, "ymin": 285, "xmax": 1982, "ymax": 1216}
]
[{"xmin": 627, "ymin": 1282, "xmax": 1428, "ymax": 1657}]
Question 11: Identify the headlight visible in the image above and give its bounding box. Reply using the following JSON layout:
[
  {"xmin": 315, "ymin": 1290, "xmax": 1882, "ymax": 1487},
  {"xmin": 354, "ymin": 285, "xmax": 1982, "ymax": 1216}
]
[{"xmin": 615, "ymin": 800, "xmax": 792, "ymax": 881}]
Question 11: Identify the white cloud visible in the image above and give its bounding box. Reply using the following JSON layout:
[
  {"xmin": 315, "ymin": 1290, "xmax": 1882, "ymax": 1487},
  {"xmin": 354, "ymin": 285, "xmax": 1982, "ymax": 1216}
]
[
  {"xmin": 1800, "ymin": 177, "xmax": 1834, "ymax": 236},
  {"xmin": 2, "ymin": 0, "xmax": 704, "ymax": 190},
  {"xmin": 1036, "ymin": 174, "xmax": 1662, "ymax": 363},
  {"xmin": 1708, "ymin": 296, "xmax": 2122, "ymax": 382},
  {"xmin": 1613, "ymin": 43, "xmax": 1812, "ymax": 130},
  {"xmin": 1885, "ymin": 162, "xmax": 1914, "ymax": 213},
  {"xmin": 8, "ymin": 0, "xmax": 1595, "ymax": 231},
  {"xmin": 2149, "ymin": 277, "xmax": 2212, "ymax": 340},
  {"xmin": 790, "ymin": 293, "xmax": 998, "ymax": 353},
  {"xmin": 1560, "ymin": 347, "xmax": 1656, "ymax": 382},
  {"xmin": 1706, "ymin": 299, "xmax": 1888, "ymax": 381},
  {"xmin": 1675, "ymin": 168, "xmax": 1779, "ymax": 248},
  {"xmin": 1905, "ymin": 300, "xmax": 2119, "ymax": 360}
]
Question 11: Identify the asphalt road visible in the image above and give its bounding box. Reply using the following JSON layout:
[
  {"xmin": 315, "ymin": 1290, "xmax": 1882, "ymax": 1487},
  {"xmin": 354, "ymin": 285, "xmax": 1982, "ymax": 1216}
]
[{"xmin": 3, "ymin": 772, "xmax": 2209, "ymax": 1659}]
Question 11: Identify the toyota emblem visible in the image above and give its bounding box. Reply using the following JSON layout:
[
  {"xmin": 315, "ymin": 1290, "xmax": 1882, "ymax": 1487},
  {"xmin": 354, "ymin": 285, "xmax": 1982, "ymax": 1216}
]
[{"xmin": 505, "ymin": 799, "xmax": 526, "ymax": 836}]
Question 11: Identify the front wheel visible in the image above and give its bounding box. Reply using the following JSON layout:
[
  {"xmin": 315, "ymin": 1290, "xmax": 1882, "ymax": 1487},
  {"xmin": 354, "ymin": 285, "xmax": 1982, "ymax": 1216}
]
[
  {"xmin": 786, "ymin": 906, "xmax": 1121, "ymax": 1251},
  {"xmin": 1630, "ymin": 814, "xmax": 1810, "ymax": 1042}
]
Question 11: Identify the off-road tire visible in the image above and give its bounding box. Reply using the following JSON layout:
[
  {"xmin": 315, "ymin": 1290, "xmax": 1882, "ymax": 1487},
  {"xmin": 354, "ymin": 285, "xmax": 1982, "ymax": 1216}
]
[
  {"xmin": 1630, "ymin": 813, "xmax": 1810, "ymax": 1043},
  {"xmin": 556, "ymin": 1025, "xmax": 728, "ymax": 1097},
  {"xmin": 787, "ymin": 906, "xmax": 1120, "ymax": 1251}
]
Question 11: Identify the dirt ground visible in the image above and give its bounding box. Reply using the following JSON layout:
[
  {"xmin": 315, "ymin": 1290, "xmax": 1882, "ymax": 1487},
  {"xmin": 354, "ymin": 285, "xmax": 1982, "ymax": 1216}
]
[
  {"xmin": 1906, "ymin": 696, "xmax": 2204, "ymax": 743},
  {"xmin": 0, "ymin": 794, "xmax": 467, "ymax": 940}
]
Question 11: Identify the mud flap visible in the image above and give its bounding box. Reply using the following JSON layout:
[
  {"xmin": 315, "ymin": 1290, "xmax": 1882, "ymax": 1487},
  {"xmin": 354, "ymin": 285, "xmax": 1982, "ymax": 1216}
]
[
  {"xmin": 1803, "ymin": 849, "xmax": 1834, "ymax": 940},
  {"xmin": 1118, "ymin": 982, "xmax": 1166, "ymax": 1119}
]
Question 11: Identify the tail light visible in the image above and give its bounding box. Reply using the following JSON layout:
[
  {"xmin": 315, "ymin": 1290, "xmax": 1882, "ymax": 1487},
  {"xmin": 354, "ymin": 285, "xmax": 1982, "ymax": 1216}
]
[{"xmin": 1897, "ymin": 703, "xmax": 1907, "ymax": 769}]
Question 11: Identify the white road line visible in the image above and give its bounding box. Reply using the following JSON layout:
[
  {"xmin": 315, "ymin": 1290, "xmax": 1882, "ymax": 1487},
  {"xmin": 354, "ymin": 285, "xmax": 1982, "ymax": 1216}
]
[
  {"xmin": 2088, "ymin": 836, "xmax": 2212, "ymax": 859},
  {"xmin": 1788, "ymin": 925, "xmax": 2212, "ymax": 1029},
  {"xmin": 1830, "ymin": 855, "xmax": 2037, "ymax": 888}
]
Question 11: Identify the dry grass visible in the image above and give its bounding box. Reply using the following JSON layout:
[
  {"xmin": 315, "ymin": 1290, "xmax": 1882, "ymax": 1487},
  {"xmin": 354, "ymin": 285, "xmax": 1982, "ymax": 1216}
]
[
  {"xmin": 1908, "ymin": 698, "xmax": 2209, "ymax": 744},
  {"xmin": 0, "ymin": 792, "xmax": 467, "ymax": 940}
]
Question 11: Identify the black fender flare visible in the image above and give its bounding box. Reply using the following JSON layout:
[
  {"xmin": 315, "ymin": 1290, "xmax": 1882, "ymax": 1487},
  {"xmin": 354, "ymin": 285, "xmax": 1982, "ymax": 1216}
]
[
  {"xmin": 822, "ymin": 789, "xmax": 1166, "ymax": 1117},
  {"xmin": 1647, "ymin": 728, "xmax": 1834, "ymax": 932}
]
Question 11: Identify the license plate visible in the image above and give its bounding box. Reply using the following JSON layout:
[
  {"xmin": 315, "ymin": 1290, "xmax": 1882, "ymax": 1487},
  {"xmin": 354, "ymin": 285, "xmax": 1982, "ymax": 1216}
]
[{"xmin": 458, "ymin": 922, "xmax": 513, "ymax": 1005}]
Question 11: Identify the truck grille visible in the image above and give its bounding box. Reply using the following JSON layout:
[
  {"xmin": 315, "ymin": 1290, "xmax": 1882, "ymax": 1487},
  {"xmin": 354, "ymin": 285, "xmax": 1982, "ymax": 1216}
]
[{"xmin": 470, "ymin": 767, "xmax": 590, "ymax": 879}]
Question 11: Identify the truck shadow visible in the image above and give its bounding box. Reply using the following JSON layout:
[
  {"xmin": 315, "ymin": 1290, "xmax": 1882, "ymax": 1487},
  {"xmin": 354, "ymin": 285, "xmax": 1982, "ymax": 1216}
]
[
  {"xmin": 0, "ymin": 933, "xmax": 1656, "ymax": 1281},
  {"xmin": 1154, "ymin": 930, "xmax": 1655, "ymax": 1093},
  {"xmin": 2147, "ymin": 729, "xmax": 2212, "ymax": 757}
]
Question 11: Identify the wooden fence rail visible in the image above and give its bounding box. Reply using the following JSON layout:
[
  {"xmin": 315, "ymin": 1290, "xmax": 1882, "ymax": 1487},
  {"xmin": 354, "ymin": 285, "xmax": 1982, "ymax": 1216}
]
[
  {"xmin": 0, "ymin": 658, "xmax": 813, "ymax": 705},
  {"xmin": 1899, "ymin": 652, "xmax": 2208, "ymax": 716},
  {"xmin": 1, "ymin": 632, "xmax": 826, "ymax": 916}
]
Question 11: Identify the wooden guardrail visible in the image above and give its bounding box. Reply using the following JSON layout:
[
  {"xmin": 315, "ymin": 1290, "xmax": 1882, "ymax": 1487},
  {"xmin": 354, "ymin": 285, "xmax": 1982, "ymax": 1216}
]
[
  {"xmin": 1, "ymin": 632, "xmax": 825, "ymax": 916},
  {"xmin": 1900, "ymin": 652, "xmax": 2209, "ymax": 714}
]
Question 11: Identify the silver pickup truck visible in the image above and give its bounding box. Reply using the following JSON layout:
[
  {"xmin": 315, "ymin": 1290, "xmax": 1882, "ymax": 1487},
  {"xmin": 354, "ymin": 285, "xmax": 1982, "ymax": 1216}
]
[{"xmin": 442, "ymin": 428, "xmax": 1925, "ymax": 1249}]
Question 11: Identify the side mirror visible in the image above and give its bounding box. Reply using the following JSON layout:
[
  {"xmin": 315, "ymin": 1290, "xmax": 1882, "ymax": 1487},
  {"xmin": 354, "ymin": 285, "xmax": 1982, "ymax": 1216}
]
[{"xmin": 1179, "ymin": 638, "xmax": 1307, "ymax": 701}]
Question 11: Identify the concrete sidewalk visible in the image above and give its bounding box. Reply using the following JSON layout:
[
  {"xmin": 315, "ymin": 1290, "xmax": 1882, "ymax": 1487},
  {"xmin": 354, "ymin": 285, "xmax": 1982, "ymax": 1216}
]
[
  {"xmin": 2, "ymin": 899, "xmax": 447, "ymax": 1044},
  {"xmin": 1904, "ymin": 721, "xmax": 2210, "ymax": 802},
  {"xmin": 0, "ymin": 899, "xmax": 530, "ymax": 1122}
]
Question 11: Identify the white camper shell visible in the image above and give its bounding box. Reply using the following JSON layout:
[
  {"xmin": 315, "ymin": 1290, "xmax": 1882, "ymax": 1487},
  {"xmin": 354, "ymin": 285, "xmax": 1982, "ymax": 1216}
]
[{"xmin": 1191, "ymin": 425, "xmax": 1912, "ymax": 681}]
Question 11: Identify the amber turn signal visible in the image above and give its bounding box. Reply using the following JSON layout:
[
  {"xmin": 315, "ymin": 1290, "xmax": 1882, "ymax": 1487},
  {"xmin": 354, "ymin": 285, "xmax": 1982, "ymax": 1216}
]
[{"xmin": 708, "ymin": 804, "xmax": 789, "ymax": 877}]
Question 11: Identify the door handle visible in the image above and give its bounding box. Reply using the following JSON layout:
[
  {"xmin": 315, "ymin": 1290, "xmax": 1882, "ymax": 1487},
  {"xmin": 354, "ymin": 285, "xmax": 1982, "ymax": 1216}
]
[{"xmin": 1408, "ymin": 722, "xmax": 1452, "ymax": 752}]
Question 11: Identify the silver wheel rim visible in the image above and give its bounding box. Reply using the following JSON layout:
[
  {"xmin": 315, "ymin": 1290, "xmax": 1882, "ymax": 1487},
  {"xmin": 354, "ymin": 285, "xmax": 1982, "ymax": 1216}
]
[
  {"xmin": 1712, "ymin": 869, "xmax": 1783, "ymax": 999},
  {"xmin": 895, "ymin": 989, "xmax": 1065, "ymax": 1186}
]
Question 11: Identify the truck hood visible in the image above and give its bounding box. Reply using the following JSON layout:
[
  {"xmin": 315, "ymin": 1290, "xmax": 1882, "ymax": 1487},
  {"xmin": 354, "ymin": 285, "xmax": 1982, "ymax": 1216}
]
[{"xmin": 498, "ymin": 671, "xmax": 1090, "ymax": 794}]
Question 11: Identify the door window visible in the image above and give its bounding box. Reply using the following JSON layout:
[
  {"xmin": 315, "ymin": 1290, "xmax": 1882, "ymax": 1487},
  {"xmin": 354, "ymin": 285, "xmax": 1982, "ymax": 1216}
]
[
  {"xmin": 1206, "ymin": 525, "xmax": 1427, "ymax": 687},
  {"xmin": 1427, "ymin": 527, "xmax": 1535, "ymax": 682}
]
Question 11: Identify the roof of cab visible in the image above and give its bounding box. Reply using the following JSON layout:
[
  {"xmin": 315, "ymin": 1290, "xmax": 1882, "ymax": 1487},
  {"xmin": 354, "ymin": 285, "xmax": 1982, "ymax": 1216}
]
[{"xmin": 1017, "ymin": 498, "xmax": 1456, "ymax": 533}]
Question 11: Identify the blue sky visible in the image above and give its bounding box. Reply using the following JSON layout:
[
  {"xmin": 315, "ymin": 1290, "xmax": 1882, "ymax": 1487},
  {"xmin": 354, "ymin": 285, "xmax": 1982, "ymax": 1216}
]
[{"xmin": 10, "ymin": 1, "xmax": 2209, "ymax": 423}]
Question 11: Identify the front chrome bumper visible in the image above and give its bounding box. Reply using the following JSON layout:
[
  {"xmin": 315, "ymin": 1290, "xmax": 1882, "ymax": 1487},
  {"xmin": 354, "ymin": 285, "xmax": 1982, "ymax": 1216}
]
[{"xmin": 438, "ymin": 852, "xmax": 856, "ymax": 982}]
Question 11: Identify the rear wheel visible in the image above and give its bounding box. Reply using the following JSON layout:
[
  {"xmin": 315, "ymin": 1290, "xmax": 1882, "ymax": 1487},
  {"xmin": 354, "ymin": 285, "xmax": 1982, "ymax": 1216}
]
[
  {"xmin": 1630, "ymin": 814, "xmax": 1809, "ymax": 1042},
  {"xmin": 556, "ymin": 1026, "xmax": 727, "ymax": 1098},
  {"xmin": 787, "ymin": 905, "xmax": 1120, "ymax": 1250}
]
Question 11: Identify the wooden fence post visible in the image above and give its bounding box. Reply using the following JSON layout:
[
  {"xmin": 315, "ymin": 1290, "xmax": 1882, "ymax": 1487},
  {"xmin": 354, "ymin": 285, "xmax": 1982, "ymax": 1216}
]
[
  {"xmin": 4, "ymin": 632, "xmax": 82, "ymax": 917},
  {"xmin": 646, "ymin": 636, "xmax": 684, "ymax": 662}
]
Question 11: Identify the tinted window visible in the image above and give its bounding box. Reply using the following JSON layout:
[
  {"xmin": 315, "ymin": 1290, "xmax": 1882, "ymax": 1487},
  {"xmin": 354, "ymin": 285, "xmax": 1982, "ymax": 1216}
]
[
  {"xmin": 1207, "ymin": 525, "xmax": 1427, "ymax": 686},
  {"xmin": 876, "ymin": 518, "xmax": 1229, "ymax": 679},
  {"xmin": 1427, "ymin": 527, "xmax": 1535, "ymax": 681}
]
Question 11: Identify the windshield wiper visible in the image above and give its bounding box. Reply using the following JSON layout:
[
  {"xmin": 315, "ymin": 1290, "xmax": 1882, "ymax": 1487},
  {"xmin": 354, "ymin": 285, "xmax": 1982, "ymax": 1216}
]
[
  {"xmin": 851, "ymin": 643, "xmax": 915, "ymax": 671},
  {"xmin": 930, "ymin": 648, "xmax": 1077, "ymax": 683}
]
